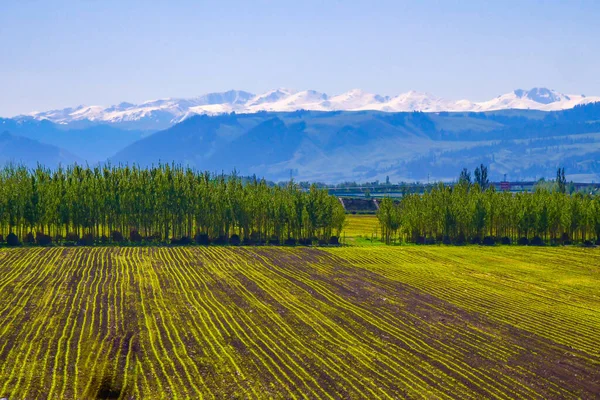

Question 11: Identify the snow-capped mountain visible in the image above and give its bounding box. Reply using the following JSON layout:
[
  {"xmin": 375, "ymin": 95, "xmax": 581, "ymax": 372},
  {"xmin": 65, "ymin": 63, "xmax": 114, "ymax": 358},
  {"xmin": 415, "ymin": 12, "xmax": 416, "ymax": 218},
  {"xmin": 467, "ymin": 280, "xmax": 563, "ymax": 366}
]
[
  {"xmin": 474, "ymin": 88, "xmax": 598, "ymax": 111},
  {"xmin": 21, "ymin": 87, "xmax": 600, "ymax": 128}
]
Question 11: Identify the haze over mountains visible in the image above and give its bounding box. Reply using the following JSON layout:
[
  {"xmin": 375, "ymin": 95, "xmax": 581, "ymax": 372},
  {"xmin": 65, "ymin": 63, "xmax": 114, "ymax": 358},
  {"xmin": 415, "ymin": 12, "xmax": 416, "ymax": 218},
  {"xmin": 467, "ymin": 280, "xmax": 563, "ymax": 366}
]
[
  {"xmin": 21, "ymin": 87, "xmax": 600, "ymax": 131},
  {"xmin": 2, "ymin": 88, "xmax": 600, "ymax": 183}
]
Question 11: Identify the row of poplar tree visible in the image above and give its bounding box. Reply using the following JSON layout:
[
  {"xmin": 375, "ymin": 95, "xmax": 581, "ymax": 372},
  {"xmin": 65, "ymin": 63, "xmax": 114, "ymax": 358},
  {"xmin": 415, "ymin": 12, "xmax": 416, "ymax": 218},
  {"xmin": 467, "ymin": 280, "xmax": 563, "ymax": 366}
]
[
  {"xmin": 0, "ymin": 164, "xmax": 346, "ymax": 245},
  {"xmin": 377, "ymin": 182, "xmax": 600, "ymax": 245}
]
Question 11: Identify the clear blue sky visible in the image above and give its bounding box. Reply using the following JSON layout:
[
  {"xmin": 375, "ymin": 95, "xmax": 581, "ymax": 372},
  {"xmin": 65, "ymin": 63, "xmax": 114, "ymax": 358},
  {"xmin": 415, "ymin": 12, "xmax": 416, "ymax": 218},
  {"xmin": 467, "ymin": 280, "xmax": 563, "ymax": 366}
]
[{"xmin": 1, "ymin": 0, "xmax": 599, "ymax": 116}]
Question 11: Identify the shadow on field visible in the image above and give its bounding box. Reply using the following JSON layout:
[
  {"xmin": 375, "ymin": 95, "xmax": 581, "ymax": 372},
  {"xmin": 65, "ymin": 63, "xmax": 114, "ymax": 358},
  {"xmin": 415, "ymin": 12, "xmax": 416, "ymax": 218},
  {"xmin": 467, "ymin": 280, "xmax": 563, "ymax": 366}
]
[
  {"xmin": 84, "ymin": 372, "xmax": 124, "ymax": 400},
  {"xmin": 96, "ymin": 375, "xmax": 123, "ymax": 399},
  {"xmin": 88, "ymin": 333, "xmax": 138, "ymax": 399}
]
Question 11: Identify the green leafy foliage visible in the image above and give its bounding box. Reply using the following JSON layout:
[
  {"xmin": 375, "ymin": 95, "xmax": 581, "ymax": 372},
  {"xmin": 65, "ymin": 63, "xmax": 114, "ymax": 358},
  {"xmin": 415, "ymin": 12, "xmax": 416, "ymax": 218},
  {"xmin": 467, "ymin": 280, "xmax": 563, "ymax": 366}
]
[
  {"xmin": 378, "ymin": 183, "xmax": 600, "ymax": 244},
  {"xmin": 0, "ymin": 163, "xmax": 344, "ymax": 244}
]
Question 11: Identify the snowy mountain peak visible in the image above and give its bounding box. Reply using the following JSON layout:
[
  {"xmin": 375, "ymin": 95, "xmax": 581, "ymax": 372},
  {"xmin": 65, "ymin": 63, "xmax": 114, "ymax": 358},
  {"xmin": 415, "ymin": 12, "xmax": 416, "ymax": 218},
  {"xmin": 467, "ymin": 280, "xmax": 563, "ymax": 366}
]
[
  {"xmin": 18, "ymin": 87, "xmax": 600, "ymax": 129},
  {"xmin": 326, "ymin": 89, "xmax": 389, "ymax": 110},
  {"xmin": 249, "ymin": 88, "xmax": 297, "ymax": 106},
  {"xmin": 513, "ymin": 88, "xmax": 569, "ymax": 104}
]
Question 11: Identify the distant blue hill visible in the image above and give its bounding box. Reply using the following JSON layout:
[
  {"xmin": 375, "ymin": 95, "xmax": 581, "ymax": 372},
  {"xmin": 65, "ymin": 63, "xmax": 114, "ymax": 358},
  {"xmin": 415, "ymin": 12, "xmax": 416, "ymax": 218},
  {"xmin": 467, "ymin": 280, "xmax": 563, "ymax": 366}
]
[
  {"xmin": 0, "ymin": 117, "xmax": 147, "ymax": 163},
  {"xmin": 0, "ymin": 131, "xmax": 80, "ymax": 167},
  {"xmin": 4, "ymin": 103, "xmax": 600, "ymax": 182},
  {"xmin": 110, "ymin": 104, "xmax": 600, "ymax": 182}
]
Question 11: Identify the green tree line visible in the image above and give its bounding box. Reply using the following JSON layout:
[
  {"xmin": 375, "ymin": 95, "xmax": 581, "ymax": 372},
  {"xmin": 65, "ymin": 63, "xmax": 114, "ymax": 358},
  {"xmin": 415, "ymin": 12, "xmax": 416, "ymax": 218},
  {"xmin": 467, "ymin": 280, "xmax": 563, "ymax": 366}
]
[
  {"xmin": 0, "ymin": 164, "xmax": 345, "ymax": 245},
  {"xmin": 377, "ymin": 182, "xmax": 600, "ymax": 245}
]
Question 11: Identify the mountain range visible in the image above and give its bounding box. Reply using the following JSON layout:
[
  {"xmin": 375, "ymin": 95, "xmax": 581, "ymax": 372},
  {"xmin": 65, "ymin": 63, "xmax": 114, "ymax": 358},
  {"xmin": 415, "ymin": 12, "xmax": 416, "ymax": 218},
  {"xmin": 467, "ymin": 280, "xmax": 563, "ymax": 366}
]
[
  {"xmin": 21, "ymin": 87, "xmax": 600, "ymax": 131},
  {"xmin": 2, "ymin": 88, "xmax": 600, "ymax": 183},
  {"xmin": 106, "ymin": 104, "xmax": 600, "ymax": 183}
]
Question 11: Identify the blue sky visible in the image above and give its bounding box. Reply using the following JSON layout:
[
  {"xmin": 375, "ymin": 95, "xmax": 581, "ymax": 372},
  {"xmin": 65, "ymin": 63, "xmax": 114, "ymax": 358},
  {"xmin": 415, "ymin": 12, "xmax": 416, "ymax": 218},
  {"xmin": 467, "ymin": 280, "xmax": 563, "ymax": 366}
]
[{"xmin": 1, "ymin": 0, "xmax": 599, "ymax": 116}]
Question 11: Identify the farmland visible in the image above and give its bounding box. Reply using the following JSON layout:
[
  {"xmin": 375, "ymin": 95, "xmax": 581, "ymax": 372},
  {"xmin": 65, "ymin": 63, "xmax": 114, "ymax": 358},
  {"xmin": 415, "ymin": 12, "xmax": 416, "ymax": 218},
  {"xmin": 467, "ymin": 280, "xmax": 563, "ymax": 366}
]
[
  {"xmin": 341, "ymin": 214, "xmax": 380, "ymax": 244},
  {"xmin": 0, "ymin": 246, "xmax": 598, "ymax": 398}
]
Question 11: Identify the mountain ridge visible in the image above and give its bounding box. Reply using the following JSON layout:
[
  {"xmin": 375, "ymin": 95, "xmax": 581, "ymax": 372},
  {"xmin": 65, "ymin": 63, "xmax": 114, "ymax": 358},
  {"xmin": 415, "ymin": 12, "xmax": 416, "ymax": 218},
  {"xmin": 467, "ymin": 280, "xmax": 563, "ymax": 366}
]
[
  {"xmin": 4, "ymin": 103, "xmax": 600, "ymax": 183},
  {"xmin": 18, "ymin": 87, "xmax": 600, "ymax": 131},
  {"xmin": 110, "ymin": 103, "xmax": 600, "ymax": 183}
]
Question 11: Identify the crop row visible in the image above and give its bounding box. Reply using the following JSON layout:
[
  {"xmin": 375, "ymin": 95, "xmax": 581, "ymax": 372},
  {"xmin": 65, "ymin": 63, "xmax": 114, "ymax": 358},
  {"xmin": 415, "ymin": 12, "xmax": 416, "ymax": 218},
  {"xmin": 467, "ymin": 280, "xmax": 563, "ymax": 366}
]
[
  {"xmin": 327, "ymin": 246, "xmax": 600, "ymax": 358},
  {"xmin": 0, "ymin": 247, "xmax": 598, "ymax": 398},
  {"xmin": 243, "ymin": 247, "xmax": 592, "ymax": 398}
]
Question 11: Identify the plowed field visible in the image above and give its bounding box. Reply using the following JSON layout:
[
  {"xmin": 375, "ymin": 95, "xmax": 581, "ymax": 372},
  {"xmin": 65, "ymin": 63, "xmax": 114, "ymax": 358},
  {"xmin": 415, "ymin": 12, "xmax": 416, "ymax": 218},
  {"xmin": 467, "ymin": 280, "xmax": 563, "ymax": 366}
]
[{"xmin": 0, "ymin": 247, "xmax": 598, "ymax": 398}]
